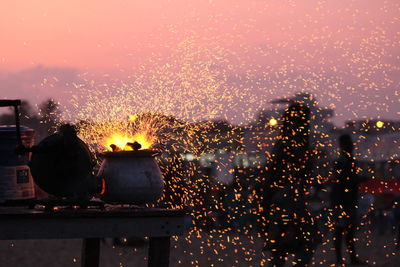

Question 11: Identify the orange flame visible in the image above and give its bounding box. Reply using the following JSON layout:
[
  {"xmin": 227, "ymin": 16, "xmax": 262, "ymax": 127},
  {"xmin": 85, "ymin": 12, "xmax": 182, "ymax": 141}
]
[
  {"xmin": 104, "ymin": 132, "xmax": 154, "ymax": 151},
  {"xmin": 131, "ymin": 132, "xmax": 154, "ymax": 149}
]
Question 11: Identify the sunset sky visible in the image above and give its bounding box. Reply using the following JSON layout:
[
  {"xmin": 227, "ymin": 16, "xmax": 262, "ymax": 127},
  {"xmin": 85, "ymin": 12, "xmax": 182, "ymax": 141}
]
[{"xmin": 1, "ymin": 0, "xmax": 399, "ymax": 125}]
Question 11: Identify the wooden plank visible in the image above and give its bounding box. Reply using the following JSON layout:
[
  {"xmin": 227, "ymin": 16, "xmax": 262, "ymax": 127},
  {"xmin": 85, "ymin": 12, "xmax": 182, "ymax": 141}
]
[
  {"xmin": 148, "ymin": 236, "xmax": 170, "ymax": 267},
  {"xmin": 0, "ymin": 216, "xmax": 185, "ymax": 240},
  {"xmin": 81, "ymin": 238, "xmax": 100, "ymax": 267},
  {"xmin": 0, "ymin": 208, "xmax": 186, "ymax": 219}
]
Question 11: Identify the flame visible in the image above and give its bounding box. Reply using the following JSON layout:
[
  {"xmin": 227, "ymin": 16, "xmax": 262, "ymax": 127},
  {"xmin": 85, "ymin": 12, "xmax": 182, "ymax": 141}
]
[
  {"xmin": 128, "ymin": 114, "xmax": 138, "ymax": 122},
  {"xmin": 104, "ymin": 132, "xmax": 154, "ymax": 151},
  {"xmin": 104, "ymin": 133, "xmax": 133, "ymax": 151},
  {"xmin": 131, "ymin": 132, "xmax": 154, "ymax": 149}
]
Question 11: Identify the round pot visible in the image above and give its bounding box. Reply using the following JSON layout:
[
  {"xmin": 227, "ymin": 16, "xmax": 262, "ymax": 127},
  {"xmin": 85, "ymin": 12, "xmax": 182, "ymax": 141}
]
[
  {"xmin": 29, "ymin": 131, "xmax": 97, "ymax": 199},
  {"xmin": 98, "ymin": 150, "xmax": 164, "ymax": 204}
]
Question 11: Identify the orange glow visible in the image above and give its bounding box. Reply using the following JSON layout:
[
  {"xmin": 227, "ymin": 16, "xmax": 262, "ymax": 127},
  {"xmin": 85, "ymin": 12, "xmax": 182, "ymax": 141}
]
[
  {"xmin": 131, "ymin": 132, "xmax": 154, "ymax": 150},
  {"xmin": 128, "ymin": 114, "xmax": 138, "ymax": 122},
  {"xmin": 100, "ymin": 178, "xmax": 106, "ymax": 195},
  {"xmin": 104, "ymin": 133, "xmax": 133, "ymax": 151},
  {"xmin": 104, "ymin": 132, "xmax": 154, "ymax": 151},
  {"xmin": 269, "ymin": 118, "xmax": 278, "ymax": 126}
]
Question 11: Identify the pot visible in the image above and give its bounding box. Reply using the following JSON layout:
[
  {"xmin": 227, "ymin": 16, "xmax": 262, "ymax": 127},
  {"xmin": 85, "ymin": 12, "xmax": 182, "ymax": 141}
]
[
  {"xmin": 29, "ymin": 124, "xmax": 99, "ymax": 199},
  {"xmin": 98, "ymin": 150, "xmax": 164, "ymax": 204}
]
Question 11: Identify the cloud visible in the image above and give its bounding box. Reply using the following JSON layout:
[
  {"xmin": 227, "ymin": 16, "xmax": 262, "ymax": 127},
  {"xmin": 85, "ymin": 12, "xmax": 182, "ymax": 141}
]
[{"xmin": 0, "ymin": 65, "xmax": 82, "ymax": 105}]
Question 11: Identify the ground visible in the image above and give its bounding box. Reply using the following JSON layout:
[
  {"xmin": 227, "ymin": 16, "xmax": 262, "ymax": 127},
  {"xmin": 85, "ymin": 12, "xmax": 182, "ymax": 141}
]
[{"xmin": 0, "ymin": 229, "xmax": 399, "ymax": 267}]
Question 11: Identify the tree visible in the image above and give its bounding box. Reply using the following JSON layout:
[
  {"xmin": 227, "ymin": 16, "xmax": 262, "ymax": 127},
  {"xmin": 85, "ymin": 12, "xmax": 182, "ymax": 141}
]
[
  {"xmin": 0, "ymin": 100, "xmax": 39, "ymax": 126},
  {"xmin": 38, "ymin": 98, "xmax": 60, "ymax": 135},
  {"xmin": 0, "ymin": 99, "xmax": 61, "ymax": 142}
]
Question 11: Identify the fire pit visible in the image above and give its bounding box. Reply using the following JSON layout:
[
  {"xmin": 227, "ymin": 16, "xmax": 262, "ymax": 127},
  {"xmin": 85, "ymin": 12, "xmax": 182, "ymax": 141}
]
[{"xmin": 98, "ymin": 149, "xmax": 164, "ymax": 204}]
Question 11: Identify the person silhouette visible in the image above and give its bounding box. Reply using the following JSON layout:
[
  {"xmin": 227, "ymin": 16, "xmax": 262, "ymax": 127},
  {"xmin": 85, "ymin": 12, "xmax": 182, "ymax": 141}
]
[
  {"xmin": 261, "ymin": 103, "xmax": 320, "ymax": 267},
  {"xmin": 330, "ymin": 134, "xmax": 367, "ymax": 265}
]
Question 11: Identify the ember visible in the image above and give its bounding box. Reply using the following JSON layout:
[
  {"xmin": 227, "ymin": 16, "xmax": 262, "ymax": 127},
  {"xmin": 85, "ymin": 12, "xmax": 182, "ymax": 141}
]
[
  {"xmin": 104, "ymin": 132, "xmax": 154, "ymax": 151},
  {"xmin": 110, "ymin": 141, "xmax": 141, "ymax": 152}
]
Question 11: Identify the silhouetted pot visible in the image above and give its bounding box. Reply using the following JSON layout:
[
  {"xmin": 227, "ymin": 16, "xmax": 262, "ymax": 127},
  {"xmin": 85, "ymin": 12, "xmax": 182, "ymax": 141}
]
[
  {"xmin": 29, "ymin": 132, "xmax": 98, "ymax": 199},
  {"xmin": 98, "ymin": 150, "xmax": 164, "ymax": 204}
]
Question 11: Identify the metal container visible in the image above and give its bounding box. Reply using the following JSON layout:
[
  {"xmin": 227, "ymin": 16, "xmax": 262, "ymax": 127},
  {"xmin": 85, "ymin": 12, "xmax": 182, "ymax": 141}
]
[
  {"xmin": 0, "ymin": 125, "xmax": 35, "ymax": 202},
  {"xmin": 29, "ymin": 125, "xmax": 99, "ymax": 199},
  {"xmin": 98, "ymin": 150, "xmax": 164, "ymax": 204}
]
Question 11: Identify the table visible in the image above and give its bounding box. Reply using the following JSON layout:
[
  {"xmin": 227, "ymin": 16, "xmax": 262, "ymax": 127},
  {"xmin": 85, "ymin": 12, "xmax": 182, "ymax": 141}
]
[{"xmin": 0, "ymin": 207, "xmax": 186, "ymax": 267}]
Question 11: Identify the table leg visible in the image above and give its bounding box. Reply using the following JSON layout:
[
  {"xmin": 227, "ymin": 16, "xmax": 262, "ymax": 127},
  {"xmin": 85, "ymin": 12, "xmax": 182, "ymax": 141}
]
[
  {"xmin": 148, "ymin": 236, "xmax": 170, "ymax": 267},
  {"xmin": 81, "ymin": 238, "xmax": 100, "ymax": 267}
]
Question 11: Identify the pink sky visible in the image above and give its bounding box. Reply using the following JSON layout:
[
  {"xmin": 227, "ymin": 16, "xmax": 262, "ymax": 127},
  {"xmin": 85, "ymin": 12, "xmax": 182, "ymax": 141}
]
[{"xmin": 1, "ymin": 0, "xmax": 399, "ymax": 125}]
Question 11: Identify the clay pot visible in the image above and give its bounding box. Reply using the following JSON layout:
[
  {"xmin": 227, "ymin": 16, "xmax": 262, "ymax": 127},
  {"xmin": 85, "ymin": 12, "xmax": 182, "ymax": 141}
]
[{"xmin": 98, "ymin": 150, "xmax": 164, "ymax": 204}]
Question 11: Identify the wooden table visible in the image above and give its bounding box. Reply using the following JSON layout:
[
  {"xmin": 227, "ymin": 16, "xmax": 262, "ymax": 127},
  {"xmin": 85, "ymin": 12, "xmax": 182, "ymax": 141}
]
[{"xmin": 0, "ymin": 207, "xmax": 186, "ymax": 267}]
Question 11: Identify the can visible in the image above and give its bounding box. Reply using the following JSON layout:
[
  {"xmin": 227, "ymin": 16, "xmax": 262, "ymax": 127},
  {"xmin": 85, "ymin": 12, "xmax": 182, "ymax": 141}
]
[{"xmin": 0, "ymin": 125, "xmax": 35, "ymax": 202}]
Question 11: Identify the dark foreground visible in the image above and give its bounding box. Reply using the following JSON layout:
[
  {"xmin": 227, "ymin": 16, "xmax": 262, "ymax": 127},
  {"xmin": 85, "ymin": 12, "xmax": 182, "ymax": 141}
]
[{"xmin": 0, "ymin": 229, "xmax": 399, "ymax": 267}]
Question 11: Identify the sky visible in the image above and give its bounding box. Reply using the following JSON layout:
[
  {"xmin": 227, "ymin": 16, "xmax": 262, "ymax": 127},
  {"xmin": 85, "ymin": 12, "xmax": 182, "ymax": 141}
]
[{"xmin": 1, "ymin": 0, "xmax": 399, "ymax": 125}]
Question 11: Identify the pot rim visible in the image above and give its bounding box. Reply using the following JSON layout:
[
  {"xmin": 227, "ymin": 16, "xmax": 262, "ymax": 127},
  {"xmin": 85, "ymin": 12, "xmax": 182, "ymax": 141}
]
[{"xmin": 99, "ymin": 149, "xmax": 160, "ymax": 158}]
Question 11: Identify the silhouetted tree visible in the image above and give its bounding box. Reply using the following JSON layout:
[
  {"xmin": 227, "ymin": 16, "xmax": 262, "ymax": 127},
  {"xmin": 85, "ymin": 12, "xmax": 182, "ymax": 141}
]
[
  {"xmin": 38, "ymin": 98, "xmax": 60, "ymax": 135},
  {"xmin": 0, "ymin": 100, "xmax": 39, "ymax": 126},
  {"xmin": 0, "ymin": 99, "xmax": 61, "ymax": 142}
]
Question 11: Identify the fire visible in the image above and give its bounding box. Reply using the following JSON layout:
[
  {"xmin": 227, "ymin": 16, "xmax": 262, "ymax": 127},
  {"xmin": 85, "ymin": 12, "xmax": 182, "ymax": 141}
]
[
  {"xmin": 131, "ymin": 132, "xmax": 154, "ymax": 149},
  {"xmin": 128, "ymin": 114, "xmax": 138, "ymax": 122},
  {"xmin": 104, "ymin": 133, "xmax": 132, "ymax": 151},
  {"xmin": 104, "ymin": 132, "xmax": 154, "ymax": 151}
]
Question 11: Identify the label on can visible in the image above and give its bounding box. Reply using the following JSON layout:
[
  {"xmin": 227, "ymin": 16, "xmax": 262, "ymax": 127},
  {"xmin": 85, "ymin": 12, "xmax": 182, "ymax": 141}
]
[
  {"xmin": 0, "ymin": 165, "xmax": 35, "ymax": 202},
  {"xmin": 17, "ymin": 169, "xmax": 30, "ymax": 184}
]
